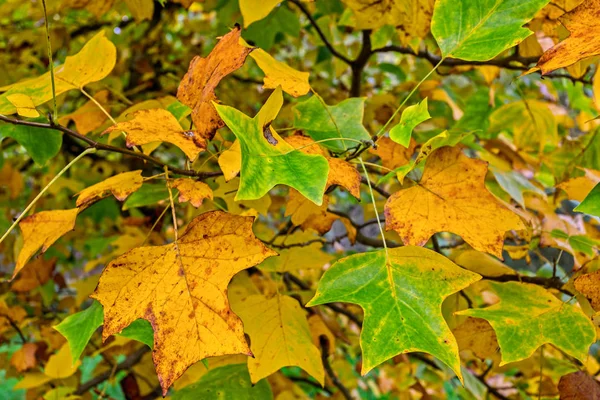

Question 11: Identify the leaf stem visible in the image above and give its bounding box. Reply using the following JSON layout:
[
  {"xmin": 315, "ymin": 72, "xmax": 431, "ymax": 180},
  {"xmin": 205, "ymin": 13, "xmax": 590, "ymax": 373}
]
[
  {"xmin": 41, "ymin": 0, "xmax": 57, "ymax": 121},
  {"xmin": 80, "ymin": 88, "xmax": 117, "ymax": 125},
  {"xmin": 375, "ymin": 59, "xmax": 443, "ymax": 139},
  {"xmin": 0, "ymin": 147, "xmax": 96, "ymax": 246},
  {"xmin": 358, "ymin": 157, "xmax": 388, "ymax": 259},
  {"xmin": 164, "ymin": 166, "xmax": 178, "ymax": 242}
]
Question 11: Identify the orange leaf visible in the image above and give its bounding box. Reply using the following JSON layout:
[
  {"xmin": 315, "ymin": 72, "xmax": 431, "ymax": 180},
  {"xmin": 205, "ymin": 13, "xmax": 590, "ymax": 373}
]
[
  {"xmin": 171, "ymin": 178, "xmax": 214, "ymax": 208},
  {"xmin": 76, "ymin": 170, "xmax": 143, "ymax": 208},
  {"xmin": 177, "ymin": 26, "xmax": 253, "ymax": 141},
  {"xmin": 11, "ymin": 257, "xmax": 56, "ymax": 292}
]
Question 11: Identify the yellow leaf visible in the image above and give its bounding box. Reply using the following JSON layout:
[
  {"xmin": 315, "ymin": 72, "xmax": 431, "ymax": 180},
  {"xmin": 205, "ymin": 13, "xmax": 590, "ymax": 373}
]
[
  {"xmin": 76, "ymin": 170, "xmax": 143, "ymax": 208},
  {"xmin": 594, "ymin": 64, "xmax": 600, "ymax": 110},
  {"xmin": 536, "ymin": 0, "xmax": 600, "ymax": 74},
  {"xmin": 385, "ymin": 146, "xmax": 524, "ymax": 257},
  {"xmin": 0, "ymin": 302, "xmax": 27, "ymax": 336},
  {"xmin": 0, "ymin": 31, "xmax": 115, "ymax": 115},
  {"xmin": 369, "ymin": 136, "xmax": 416, "ymax": 169},
  {"xmin": 11, "ymin": 257, "xmax": 56, "ymax": 292},
  {"xmin": 14, "ymin": 209, "xmax": 79, "ymax": 280},
  {"xmin": 13, "ymin": 372, "xmax": 52, "ymax": 390},
  {"xmin": 233, "ymin": 294, "xmax": 324, "ymax": 384},
  {"xmin": 177, "ymin": 26, "xmax": 253, "ymax": 141},
  {"xmin": 286, "ymin": 189, "xmax": 329, "ymax": 226},
  {"xmin": 575, "ymin": 271, "xmax": 600, "ymax": 311},
  {"xmin": 308, "ymin": 314, "xmax": 336, "ymax": 349},
  {"xmin": 451, "ymin": 249, "xmax": 518, "ymax": 277},
  {"xmin": 250, "ymin": 49, "xmax": 310, "ymax": 97},
  {"xmin": 103, "ymin": 109, "xmax": 205, "ymax": 160},
  {"xmin": 91, "ymin": 211, "xmax": 277, "ymax": 394},
  {"xmin": 212, "ymin": 176, "xmax": 272, "ymax": 216},
  {"xmin": 260, "ymin": 243, "xmax": 333, "ymax": 272},
  {"xmin": 218, "ymin": 140, "xmax": 241, "ymax": 181},
  {"xmin": 240, "ymin": 0, "xmax": 281, "ymax": 27},
  {"xmin": 453, "ymin": 317, "xmax": 500, "ymax": 361},
  {"xmin": 6, "ymin": 93, "xmax": 39, "ymax": 118},
  {"xmin": 171, "ymin": 178, "xmax": 213, "ymax": 208},
  {"xmin": 557, "ymin": 169, "xmax": 600, "ymax": 202},
  {"xmin": 45, "ymin": 344, "xmax": 81, "ymax": 379},
  {"xmin": 0, "ymin": 162, "xmax": 24, "ymax": 200},
  {"xmin": 124, "ymin": 0, "xmax": 154, "ymax": 21}
]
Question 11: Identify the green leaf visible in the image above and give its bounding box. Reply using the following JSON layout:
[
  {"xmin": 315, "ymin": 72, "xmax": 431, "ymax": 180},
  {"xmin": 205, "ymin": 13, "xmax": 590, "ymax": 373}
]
[
  {"xmin": 0, "ymin": 121, "xmax": 62, "ymax": 165},
  {"xmin": 491, "ymin": 168, "xmax": 546, "ymax": 208},
  {"xmin": 390, "ymin": 98, "xmax": 431, "ymax": 147},
  {"xmin": 431, "ymin": 0, "xmax": 550, "ymax": 61},
  {"xmin": 214, "ymin": 87, "xmax": 329, "ymax": 205},
  {"xmin": 244, "ymin": 6, "xmax": 300, "ymax": 50},
  {"xmin": 457, "ymin": 282, "xmax": 596, "ymax": 365},
  {"xmin": 54, "ymin": 301, "xmax": 155, "ymax": 364},
  {"xmin": 575, "ymin": 182, "xmax": 600, "ymax": 217},
  {"xmin": 172, "ymin": 364, "xmax": 273, "ymax": 400},
  {"xmin": 122, "ymin": 184, "xmax": 177, "ymax": 210},
  {"xmin": 53, "ymin": 301, "xmax": 103, "ymax": 364},
  {"xmin": 307, "ymin": 246, "xmax": 481, "ymax": 379},
  {"xmin": 293, "ymin": 94, "xmax": 371, "ymax": 152},
  {"xmin": 120, "ymin": 319, "xmax": 154, "ymax": 349}
]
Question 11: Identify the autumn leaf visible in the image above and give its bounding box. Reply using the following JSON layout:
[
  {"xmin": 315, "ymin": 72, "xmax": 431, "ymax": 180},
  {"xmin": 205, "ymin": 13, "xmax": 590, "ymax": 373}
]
[
  {"xmin": 91, "ymin": 211, "xmax": 277, "ymax": 394},
  {"xmin": 575, "ymin": 182, "xmax": 600, "ymax": 217},
  {"xmin": 6, "ymin": 93, "xmax": 39, "ymax": 118},
  {"xmin": 10, "ymin": 343, "xmax": 38, "ymax": 372},
  {"xmin": 76, "ymin": 170, "xmax": 143, "ymax": 208},
  {"xmin": 240, "ymin": 0, "xmax": 281, "ymax": 27},
  {"xmin": 385, "ymin": 146, "xmax": 524, "ymax": 257},
  {"xmin": 13, "ymin": 209, "xmax": 79, "ymax": 281},
  {"xmin": 574, "ymin": 271, "xmax": 600, "ymax": 311},
  {"xmin": 457, "ymin": 282, "xmax": 596, "ymax": 365},
  {"xmin": 535, "ymin": 0, "xmax": 600, "ymax": 74},
  {"xmin": 431, "ymin": 0, "xmax": 549, "ymax": 61},
  {"xmin": 0, "ymin": 31, "xmax": 116, "ymax": 115},
  {"xmin": 250, "ymin": 48, "xmax": 310, "ymax": 97},
  {"xmin": 558, "ymin": 371, "xmax": 600, "ymax": 400},
  {"xmin": 58, "ymin": 90, "xmax": 110, "ymax": 135},
  {"xmin": 177, "ymin": 26, "xmax": 253, "ymax": 141},
  {"xmin": 233, "ymin": 294, "xmax": 324, "ymax": 384},
  {"xmin": 307, "ymin": 246, "xmax": 481, "ymax": 378},
  {"xmin": 104, "ymin": 109, "xmax": 205, "ymax": 160},
  {"xmin": 171, "ymin": 178, "xmax": 213, "ymax": 208},
  {"xmin": 214, "ymin": 87, "xmax": 329, "ymax": 205},
  {"xmin": 11, "ymin": 257, "xmax": 56, "ymax": 292},
  {"xmin": 370, "ymin": 136, "xmax": 416, "ymax": 170}
]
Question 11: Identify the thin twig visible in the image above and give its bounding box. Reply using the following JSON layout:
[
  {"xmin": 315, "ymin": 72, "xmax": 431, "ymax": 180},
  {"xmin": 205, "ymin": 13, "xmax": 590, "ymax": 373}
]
[{"xmin": 320, "ymin": 336, "xmax": 354, "ymax": 400}]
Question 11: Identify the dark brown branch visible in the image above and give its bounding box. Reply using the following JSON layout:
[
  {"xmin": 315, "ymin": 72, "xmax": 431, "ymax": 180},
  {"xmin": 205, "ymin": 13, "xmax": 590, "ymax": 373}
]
[
  {"xmin": 0, "ymin": 313, "xmax": 27, "ymax": 344},
  {"xmin": 0, "ymin": 115, "xmax": 221, "ymax": 180},
  {"xmin": 360, "ymin": 176, "xmax": 390, "ymax": 197},
  {"xmin": 320, "ymin": 336, "xmax": 354, "ymax": 400},
  {"xmin": 75, "ymin": 346, "xmax": 150, "ymax": 395},
  {"xmin": 480, "ymin": 274, "xmax": 572, "ymax": 295},
  {"xmin": 350, "ymin": 30, "xmax": 372, "ymax": 97},
  {"xmin": 288, "ymin": 0, "xmax": 353, "ymax": 65}
]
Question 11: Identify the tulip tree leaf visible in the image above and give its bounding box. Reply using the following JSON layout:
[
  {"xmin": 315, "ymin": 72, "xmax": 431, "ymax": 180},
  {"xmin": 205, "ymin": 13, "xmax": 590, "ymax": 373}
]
[
  {"xmin": 307, "ymin": 246, "xmax": 481, "ymax": 379},
  {"xmin": 457, "ymin": 282, "xmax": 596, "ymax": 365},
  {"xmin": 293, "ymin": 94, "xmax": 371, "ymax": 152},
  {"xmin": 215, "ymin": 87, "xmax": 329, "ymax": 205},
  {"xmin": 390, "ymin": 98, "xmax": 431, "ymax": 147},
  {"xmin": 431, "ymin": 0, "xmax": 550, "ymax": 61},
  {"xmin": 575, "ymin": 183, "xmax": 600, "ymax": 217}
]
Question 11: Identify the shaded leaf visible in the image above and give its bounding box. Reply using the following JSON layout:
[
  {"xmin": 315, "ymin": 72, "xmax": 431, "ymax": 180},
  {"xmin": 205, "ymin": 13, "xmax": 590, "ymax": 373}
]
[
  {"xmin": 250, "ymin": 48, "xmax": 310, "ymax": 97},
  {"xmin": 0, "ymin": 121, "xmax": 62, "ymax": 166},
  {"xmin": 558, "ymin": 371, "xmax": 600, "ymax": 400}
]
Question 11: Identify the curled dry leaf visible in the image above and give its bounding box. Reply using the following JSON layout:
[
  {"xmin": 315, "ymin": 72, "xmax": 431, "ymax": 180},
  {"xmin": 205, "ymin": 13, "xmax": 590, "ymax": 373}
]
[
  {"xmin": 171, "ymin": 178, "xmax": 213, "ymax": 208},
  {"xmin": 104, "ymin": 109, "xmax": 204, "ymax": 160},
  {"xmin": 385, "ymin": 146, "xmax": 525, "ymax": 257},
  {"xmin": 76, "ymin": 170, "xmax": 143, "ymax": 208},
  {"xmin": 91, "ymin": 211, "xmax": 277, "ymax": 394},
  {"xmin": 535, "ymin": 0, "xmax": 600, "ymax": 74},
  {"xmin": 177, "ymin": 25, "xmax": 253, "ymax": 141},
  {"xmin": 13, "ymin": 209, "xmax": 79, "ymax": 281}
]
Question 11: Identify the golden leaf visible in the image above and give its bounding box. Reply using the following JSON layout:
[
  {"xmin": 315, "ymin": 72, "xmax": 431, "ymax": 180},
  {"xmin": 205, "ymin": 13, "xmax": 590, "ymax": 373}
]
[
  {"xmin": 233, "ymin": 294, "xmax": 324, "ymax": 384},
  {"xmin": 239, "ymin": 0, "xmax": 280, "ymax": 27},
  {"xmin": 0, "ymin": 162, "xmax": 24, "ymax": 200},
  {"xmin": 76, "ymin": 170, "xmax": 143, "ymax": 208},
  {"xmin": 6, "ymin": 93, "xmax": 39, "ymax": 118},
  {"xmin": 369, "ymin": 136, "xmax": 416, "ymax": 169},
  {"xmin": 104, "ymin": 109, "xmax": 204, "ymax": 160},
  {"xmin": 535, "ymin": 0, "xmax": 600, "ymax": 74},
  {"xmin": 557, "ymin": 169, "xmax": 600, "ymax": 202},
  {"xmin": 58, "ymin": 90, "xmax": 110, "ymax": 135},
  {"xmin": 44, "ymin": 344, "xmax": 80, "ymax": 379},
  {"xmin": 385, "ymin": 146, "xmax": 524, "ymax": 257},
  {"xmin": 171, "ymin": 178, "xmax": 214, "ymax": 208},
  {"xmin": 250, "ymin": 49, "xmax": 310, "ymax": 97},
  {"xmin": 10, "ymin": 343, "xmax": 38, "ymax": 372},
  {"xmin": 91, "ymin": 211, "xmax": 277, "ymax": 394},
  {"xmin": 218, "ymin": 140, "xmax": 241, "ymax": 181},
  {"xmin": 574, "ymin": 271, "xmax": 600, "ymax": 311},
  {"xmin": 177, "ymin": 26, "xmax": 253, "ymax": 141},
  {"xmin": 14, "ymin": 209, "xmax": 79, "ymax": 280}
]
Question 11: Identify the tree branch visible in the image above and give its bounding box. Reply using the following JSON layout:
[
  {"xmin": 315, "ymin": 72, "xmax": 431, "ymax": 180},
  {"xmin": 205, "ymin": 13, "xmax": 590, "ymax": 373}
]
[
  {"xmin": 288, "ymin": 0, "xmax": 353, "ymax": 66},
  {"xmin": 0, "ymin": 115, "xmax": 222, "ymax": 180},
  {"xmin": 320, "ymin": 336, "xmax": 354, "ymax": 400}
]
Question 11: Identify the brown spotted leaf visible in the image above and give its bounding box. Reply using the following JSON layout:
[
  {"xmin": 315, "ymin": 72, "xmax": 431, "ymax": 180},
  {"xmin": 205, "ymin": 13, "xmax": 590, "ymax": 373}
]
[
  {"xmin": 177, "ymin": 26, "xmax": 253, "ymax": 141},
  {"xmin": 76, "ymin": 170, "xmax": 143, "ymax": 208},
  {"xmin": 91, "ymin": 211, "xmax": 276, "ymax": 394},
  {"xmin": 574, "ymin": 270, "xmax": 600, "ymax": 311}
]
